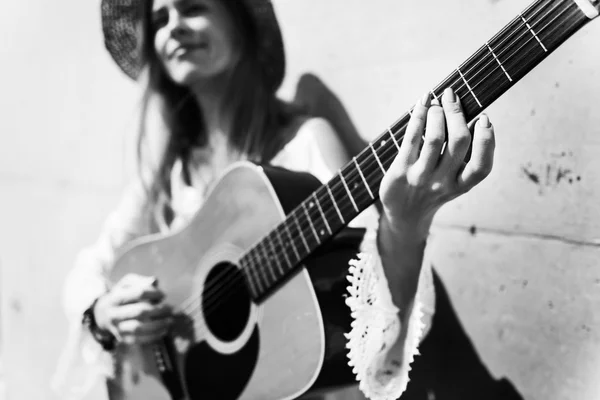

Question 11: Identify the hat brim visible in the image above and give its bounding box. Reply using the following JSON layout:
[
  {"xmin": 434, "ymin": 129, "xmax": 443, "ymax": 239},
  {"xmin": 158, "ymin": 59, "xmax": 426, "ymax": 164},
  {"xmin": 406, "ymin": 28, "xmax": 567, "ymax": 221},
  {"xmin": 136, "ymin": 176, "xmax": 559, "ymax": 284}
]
[{"xmin": 101, "ymin": 0, "xmax": 285, "ymax": 91}]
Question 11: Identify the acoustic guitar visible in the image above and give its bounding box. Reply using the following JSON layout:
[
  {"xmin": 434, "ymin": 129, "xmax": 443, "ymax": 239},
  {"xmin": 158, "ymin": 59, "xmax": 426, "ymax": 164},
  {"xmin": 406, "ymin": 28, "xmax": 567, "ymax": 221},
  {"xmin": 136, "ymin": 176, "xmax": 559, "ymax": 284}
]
[{"xmin": 106, "ymin": 0, "xmax": 599, "ymax": 398}]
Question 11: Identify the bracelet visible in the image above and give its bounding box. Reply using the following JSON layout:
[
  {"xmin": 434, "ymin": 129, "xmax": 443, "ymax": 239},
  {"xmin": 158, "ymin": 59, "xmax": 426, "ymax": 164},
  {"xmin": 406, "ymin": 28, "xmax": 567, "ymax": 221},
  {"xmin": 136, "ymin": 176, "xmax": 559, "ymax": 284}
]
[{"xmin": 82, "ymin": 297, "xmax": 117, "ymax": 351}]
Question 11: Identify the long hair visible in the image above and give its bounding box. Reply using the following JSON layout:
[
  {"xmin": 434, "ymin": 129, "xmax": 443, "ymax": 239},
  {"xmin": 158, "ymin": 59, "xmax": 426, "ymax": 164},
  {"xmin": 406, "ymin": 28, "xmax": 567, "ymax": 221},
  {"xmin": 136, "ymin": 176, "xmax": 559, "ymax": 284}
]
[{"xmin": 136, "ymin": 1, "xmax": 299, "ymax": 228}]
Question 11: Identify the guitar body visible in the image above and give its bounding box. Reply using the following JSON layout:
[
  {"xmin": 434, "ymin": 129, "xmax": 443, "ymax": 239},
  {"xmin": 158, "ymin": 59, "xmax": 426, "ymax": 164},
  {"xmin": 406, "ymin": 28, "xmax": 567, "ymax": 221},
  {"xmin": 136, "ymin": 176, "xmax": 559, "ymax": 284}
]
[
  {"xmin": 107, "ymin": 162, "xmax": 357, "ymax": 400},
  {"xmin": 103, "ymin": 2, "xmax": 600, "ymax": 398}
]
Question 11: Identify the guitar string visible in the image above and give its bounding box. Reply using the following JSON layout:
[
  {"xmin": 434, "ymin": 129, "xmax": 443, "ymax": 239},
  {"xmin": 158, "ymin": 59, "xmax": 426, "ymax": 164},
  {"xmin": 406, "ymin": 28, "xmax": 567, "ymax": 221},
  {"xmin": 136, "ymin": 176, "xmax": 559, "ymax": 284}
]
[
  {"xmin": 438, "ymin": 0, "xmax": 566, "ymax": 96},
  {"xmin": 177, "ymin": 1, "xmax": 582, "ymax": 319},
  {"xmin": 176, "ymin": 0, "xmax": 572, "ymax": 313},
  {"xmin": 179, "ymin": 1, "xmax": 582, "ymax": 320},
  {"xmin": 184, "ymin": 21, "xmax": 575, "ymax": 331},
  {"xmin": 176, "ymin": 0, "xmax": 580, "ymax": 317}
]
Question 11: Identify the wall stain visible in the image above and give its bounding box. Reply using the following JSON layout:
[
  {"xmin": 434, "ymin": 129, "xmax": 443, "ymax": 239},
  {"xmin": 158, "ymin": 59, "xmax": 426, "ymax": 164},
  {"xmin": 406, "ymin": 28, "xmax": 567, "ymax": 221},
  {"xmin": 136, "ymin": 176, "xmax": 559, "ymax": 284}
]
[
  {"xmin": 521, "ymin": 151, "xmax": 581, "ymax": 192},
  {"xmin": 522, "ymin": 166, "xmax": 540, "ymax": 184}
]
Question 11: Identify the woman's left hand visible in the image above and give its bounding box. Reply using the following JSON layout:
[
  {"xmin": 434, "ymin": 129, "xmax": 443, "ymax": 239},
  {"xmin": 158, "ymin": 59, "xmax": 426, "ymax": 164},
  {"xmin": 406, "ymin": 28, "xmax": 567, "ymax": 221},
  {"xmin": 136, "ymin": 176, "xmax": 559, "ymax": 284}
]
[{"xmin": 379, "ymin": 87, "xmax": 496, "ymax": 240}]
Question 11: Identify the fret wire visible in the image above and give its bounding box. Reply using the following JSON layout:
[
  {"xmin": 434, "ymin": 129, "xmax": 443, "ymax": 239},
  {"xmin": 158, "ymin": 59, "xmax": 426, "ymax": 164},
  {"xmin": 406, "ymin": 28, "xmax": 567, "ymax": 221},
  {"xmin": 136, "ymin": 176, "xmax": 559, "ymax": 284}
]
[
  {"xmin": 339, "ymin": 147, "xmax": 386, "ymax": 210},
  {"xmin": 496, "ymin": 20, "xmax": 539, "ymax": 71},
  {"xmin": 485, "ymin": 41, "xmax": 513, "ymax": 82},
  {"xmin": 369, "ymin": 142, "xmax": 386, "ymax": 174},
  {"xmin": 283, "ymin": 221, "xmax": 301, "ymax": 261},
  {"xmin": 489, "ymin": 0, "xmax": 566, "ymax": 67},
  {"xmin": 463, "ymin": 0, "xmax": 550, "ymax": 80},
  {"xmin": 274, "ymin": 226, "xmax": 293, "ymax": 271},
  {"xmin": 488, "ymin": 2, "xmax": 546, "ymax": 56},
  {"xmin": 339, "ymin": 169, "xmax": 359, "ymax": 212},
  {"xmin": 520, "ymin": 13, "xmax": 549, "ymax": 52},
  {"xmin": 449, "ymin": 45, "xmax": 498, "ymax": 101},
  {"xmin": 387, "ymin": 127, "xmax": 402, "ymax": 151},
  {"xmin": 240, "ymin": 257, "xmax": 259, "ymax": 298},
  {"xmin": 313, "ymin": 186, "xmax": 340, "ymax": 228},
  {"xmin": 302, "ymin": 201, "xmax": 320, "ymax": 242},
  {"xmin": 373, "ymin": 135, "xmax": 397, "ymax": 163},
  {"xmin": 278, "ymin": 186, "xmax": 349, "ymax": 266},
  {"xmin": 441, "ymin": 0, "xmax": 549, "ymax": 102},
  {"xmin": 451, "ymin": 1, "xmax": 571, "ymax": 110},
  {"xmin": 330, "ymin": 172, "xmax": 361, "ymax": 223},
  {"xmin": 266, "ymin": 233, "xmax": 285, "ymax": 276},
  {"xmin": 313, "ymin": 192, "xmax": 332, "ymax": 235},
  {"xmin": 318, "ymin": 190, "xmax": 338, "ymax": 236},
  {"xmin": 353, "ymin": 157, "xmax": 375, "ymax": 199},
  {"xmin": 365, "ymin": 150, "xmax": 386, "ymax": 185},
  {"xmin": 258, "ymin": 241, "xmax": 277, "ymax": 283},
  {"xmin": 343, "ymin": 159, "xmax": 375, "ymax": 213},
  {"xmin": 369, "ymin": 138, "xmax": 397, "ymax": 179},
  {"xmin": 289, "ymin": 197, "xmax": 333, "ymax": 256},
  {"xmin": 436, "ymin": 70, "xmax": 476, "ymax": 109},
  {"xmin": 456, "ymin": 68, "xmax": 483, "ymax": 108},
  {"xmin": 496, "ymin": 32, "xmax": 545, "ymax": 81},
  {"xmin": 326, "ymin": 181, "xmax": 346, "ymax": 224},
  {"xmin": 360, "ymin": 153, "xmax": 386, "ymax": 196},
  {"xmin": 454, "ymin": 1, "xmax": 540, "ymax": 80},
  {"xmin": 434, "ymin": 0, "xmax": 565, "ymax": 107},
  {"xmin": 472, "ymin": 2, "xmax": 579, "ymax": 94},
  {"xmin": 292, "ymin": 211, "xmax": 310, "ymax": 253},
  {"xmin": 244, "ymin": 253, "xmax": 264, "ymax": 296}
]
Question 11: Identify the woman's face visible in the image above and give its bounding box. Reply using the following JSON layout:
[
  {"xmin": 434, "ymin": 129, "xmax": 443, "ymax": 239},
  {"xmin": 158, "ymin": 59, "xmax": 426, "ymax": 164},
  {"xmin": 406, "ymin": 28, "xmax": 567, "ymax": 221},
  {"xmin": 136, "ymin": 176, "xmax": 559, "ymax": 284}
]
[{"xmin": 151, "ymin": 0, "xmax": 240, "ymax": 86}]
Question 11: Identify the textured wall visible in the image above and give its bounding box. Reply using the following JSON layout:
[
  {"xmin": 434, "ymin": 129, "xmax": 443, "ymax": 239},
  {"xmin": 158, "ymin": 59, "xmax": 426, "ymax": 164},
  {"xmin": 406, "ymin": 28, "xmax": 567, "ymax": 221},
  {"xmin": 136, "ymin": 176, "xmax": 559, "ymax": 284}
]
[
  {"xmin": 277, "ymin": 0, "xmax": 600, "ymax": 399},
  {"xmin": 0, "ymin": 0, "xmax": 599, "ymax": 399}
]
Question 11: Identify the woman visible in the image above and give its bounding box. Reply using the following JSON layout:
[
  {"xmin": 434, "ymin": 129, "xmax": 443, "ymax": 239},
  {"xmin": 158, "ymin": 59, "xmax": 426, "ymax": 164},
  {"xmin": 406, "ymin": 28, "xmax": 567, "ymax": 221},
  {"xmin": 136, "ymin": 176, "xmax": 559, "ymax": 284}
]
[{"xmin": 52, "ymin": 0, "xmax": 496, "ymax": 399}]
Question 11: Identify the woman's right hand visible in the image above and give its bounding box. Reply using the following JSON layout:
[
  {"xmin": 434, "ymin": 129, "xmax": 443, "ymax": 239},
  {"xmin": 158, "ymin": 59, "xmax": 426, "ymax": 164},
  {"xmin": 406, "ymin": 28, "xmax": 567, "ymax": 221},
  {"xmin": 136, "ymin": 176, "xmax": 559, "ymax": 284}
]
[{"xmin": 93, "ymin": 274, "xmax": 174, "ymax": 345}]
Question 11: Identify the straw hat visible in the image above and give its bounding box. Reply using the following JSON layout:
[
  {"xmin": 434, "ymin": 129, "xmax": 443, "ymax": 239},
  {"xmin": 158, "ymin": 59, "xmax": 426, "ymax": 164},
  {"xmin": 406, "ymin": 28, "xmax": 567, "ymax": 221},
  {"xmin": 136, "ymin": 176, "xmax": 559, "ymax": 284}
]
[{"xmin": 100, "ymin": 0, "xmax": 286, "ymax": 92}]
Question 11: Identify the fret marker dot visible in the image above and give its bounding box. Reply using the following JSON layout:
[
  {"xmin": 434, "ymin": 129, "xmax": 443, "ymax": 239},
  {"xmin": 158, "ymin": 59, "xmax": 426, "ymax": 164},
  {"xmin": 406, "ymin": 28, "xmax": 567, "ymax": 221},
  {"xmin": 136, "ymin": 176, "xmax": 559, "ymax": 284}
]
[
  {"xmin": 309, "ymin": 202, "xmax": 314, "ymax": 208},
  {"xmin": 380, "ymin": 140, "xmax": 386, "ymax": 147},
  {"xmin": 320, "ymin": 229, "xmax": 326, "ymax": 236}
]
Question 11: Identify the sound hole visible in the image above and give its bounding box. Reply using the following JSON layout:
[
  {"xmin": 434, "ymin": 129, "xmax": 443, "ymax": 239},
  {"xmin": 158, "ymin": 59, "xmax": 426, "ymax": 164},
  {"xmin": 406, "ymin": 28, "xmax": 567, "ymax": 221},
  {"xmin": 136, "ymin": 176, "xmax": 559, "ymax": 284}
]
[{"xmin": 203, "ymin": 262, "xmax": 252, "ymax": 342}]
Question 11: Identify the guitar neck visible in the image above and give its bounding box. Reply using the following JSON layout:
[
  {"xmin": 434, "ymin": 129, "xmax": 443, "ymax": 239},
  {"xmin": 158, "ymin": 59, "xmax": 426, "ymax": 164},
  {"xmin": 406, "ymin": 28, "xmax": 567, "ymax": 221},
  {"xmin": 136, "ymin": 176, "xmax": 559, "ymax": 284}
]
[{"xmin": 242, "ymin": 0, "xmax": 599, "ymax": 302}]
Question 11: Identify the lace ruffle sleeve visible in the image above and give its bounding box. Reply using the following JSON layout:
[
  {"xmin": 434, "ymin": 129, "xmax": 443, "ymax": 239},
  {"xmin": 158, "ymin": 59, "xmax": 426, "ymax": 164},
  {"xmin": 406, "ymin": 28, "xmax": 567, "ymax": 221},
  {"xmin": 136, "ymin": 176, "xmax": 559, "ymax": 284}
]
[{"xmin": 345, "ymin": 214, "xmax": 435, "ymax": 400}]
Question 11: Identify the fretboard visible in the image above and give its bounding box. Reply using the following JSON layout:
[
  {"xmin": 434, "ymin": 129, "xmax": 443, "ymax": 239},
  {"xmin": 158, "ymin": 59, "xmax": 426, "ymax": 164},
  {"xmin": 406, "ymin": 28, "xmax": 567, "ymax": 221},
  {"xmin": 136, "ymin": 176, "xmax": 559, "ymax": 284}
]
[{"xmin": 241, "ymin": 0, "xmax": 598, "ymax": 302}]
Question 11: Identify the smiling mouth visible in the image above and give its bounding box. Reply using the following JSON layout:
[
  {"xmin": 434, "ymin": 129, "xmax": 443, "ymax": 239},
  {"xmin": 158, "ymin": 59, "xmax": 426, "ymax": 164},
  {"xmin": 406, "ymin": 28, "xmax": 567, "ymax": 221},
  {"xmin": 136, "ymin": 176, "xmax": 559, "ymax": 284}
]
[{"xmin": 171, "ymin": 45, "xmax": 207, "ymax": 59}]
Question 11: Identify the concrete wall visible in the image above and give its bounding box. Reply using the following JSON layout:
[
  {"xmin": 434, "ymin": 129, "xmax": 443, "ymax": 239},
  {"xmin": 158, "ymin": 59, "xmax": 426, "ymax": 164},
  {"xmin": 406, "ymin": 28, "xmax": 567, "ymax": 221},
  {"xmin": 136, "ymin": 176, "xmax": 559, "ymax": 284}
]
[{"xmin": 1, "ymin": 0, "xmax": 599, "ymax": 399}]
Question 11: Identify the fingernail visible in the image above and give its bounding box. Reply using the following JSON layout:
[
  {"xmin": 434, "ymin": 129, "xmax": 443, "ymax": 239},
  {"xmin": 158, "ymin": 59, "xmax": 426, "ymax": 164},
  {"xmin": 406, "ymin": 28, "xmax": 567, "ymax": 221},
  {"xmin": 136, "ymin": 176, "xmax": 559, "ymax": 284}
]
[
  {"xmin": 444, "ymin": 87, "xmax": 456, "ymax": 103},
  {"xmin": 420, "ymin": 92, "xmax": 431, "ymax": 107},
  {"xmin": 479, "ymin": 114, "xmax": 491, "ymax": 128}
]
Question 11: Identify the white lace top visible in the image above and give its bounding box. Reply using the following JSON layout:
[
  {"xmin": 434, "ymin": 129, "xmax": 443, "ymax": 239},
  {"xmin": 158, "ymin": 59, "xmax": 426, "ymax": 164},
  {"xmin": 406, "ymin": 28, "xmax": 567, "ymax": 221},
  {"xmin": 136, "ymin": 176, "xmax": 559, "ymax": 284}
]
[{"xmin": 52, "ymin": 117, "xmax": 435, "ymax": 400}]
